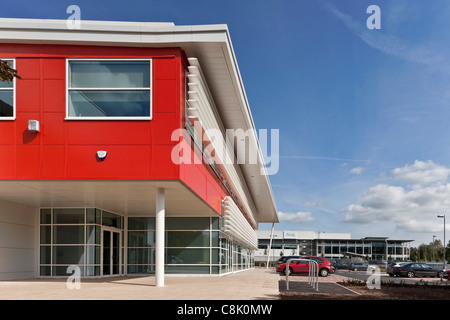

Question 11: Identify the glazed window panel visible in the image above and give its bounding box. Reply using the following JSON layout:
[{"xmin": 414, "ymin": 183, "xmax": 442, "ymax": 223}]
[
  {"xmin": 128, "ymin": 248, "xmax": 154, "ymax": 265},
  {"xmin": 166, "ymin": 231, "xmax": 210, "ymax": 247},
  {"xmin": 53, "ymin": 208, "xmax": 85, "ymax": 224},
  {"xmin": 165, "ymin": 217, "xmax": 210, "ymax": 230},
  {"xmin": 166, "ymin": 248, "xmax": 210, "ymax": 264},
  {"xmin": 101, "ymin": 210, "xmax": 122, "ymax": 228},
  {"xmin": 128, "ymin": 231, "xmax": 155, "ymax": 247},
  {"xmin": 40, "ymin": 209, "xmax": 52, "ymax": 224},
  {"xmin": 128, "ymin": 217, "xmax": 155, "ymax": 230},
  {"xmin": 0, "ymin": 59, "xmax": 15, "ymax": 119},
  {"xmin": 86, "ymin": 208, "xmax": 101, "ymax": 224},
  {"xmin": 86, "ymin": 225, "xmax": 101, "ymax": 245},
  {"xmin": 40, "ymin": 226, "xmax": 52, "ymax": 244},
  {"xmin": 53, "ymin": 226, "xmax": 85, "ymax": 244},
  {"xmin": 52, "ymin": 246, "xmax": 85, "ymax": 264},
  {"xmin": 67, "ymin": 60, "xmax": 152, "ymax": 119},
  {"xmin": 69, "ymin": 60, "xmax": 150, "ymax": 88}
]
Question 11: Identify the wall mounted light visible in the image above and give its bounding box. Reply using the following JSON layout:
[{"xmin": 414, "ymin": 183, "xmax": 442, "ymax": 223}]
[
  {"xmin": 97, "ymin": 151, "xmax": 107, "ymax": 161},
  {"xmin": 28, "ymin": 120, "xmax": 40, "ymax": 132}
]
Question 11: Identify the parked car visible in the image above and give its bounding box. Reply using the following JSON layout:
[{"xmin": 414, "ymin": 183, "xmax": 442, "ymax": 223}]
[
  {"xmin": 393, "ymin": 263, "xmax": 444, "ymax": 278},
  {"xmin": 443, "ymin": 269, "xmax": 450, "ymax": 280},
  {"xmin": 386, "ymin": 262, "xmax": 407, "ymax": 277},
  {"xmin": 348, "ymin": 262, "xmax": 375, "ymax": 271},
  {"xmin": 276, "ymin": 256, "xmax": 334, "ymax": 277},
  {"xmin": 331, "ymin": 261, "xmax": 349, "ymax": 270}
]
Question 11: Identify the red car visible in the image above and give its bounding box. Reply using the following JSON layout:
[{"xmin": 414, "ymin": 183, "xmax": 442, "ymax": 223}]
[
  {"xmin": 276, "ymin": 256, "xmax": 334, "ymax": 277},
  {"xmin": 443, "ymin": 269, "xmax": 450, "ymax": 280}
]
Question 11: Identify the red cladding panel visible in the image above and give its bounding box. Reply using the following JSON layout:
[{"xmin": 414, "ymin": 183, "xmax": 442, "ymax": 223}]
[
  {"xmin": 16, "ymin": 59, "xmax": 40, "ymax": 79},
  {"xmin": 153, "ymin": 79, "xmax": 178, "ymax": 113},
  {"xmin": 42, "ymin": 58, "xmax": 65, "ymax": 79},
  {"xmin": 41, "ymin": 145, "xmax": 65, "ymax": 178},
  {"xmin": 0, "ymin": 146, "xmax": 15, "ymax": 178},
  {"xmin": 16, "ymin": 80, "xmax": 40, "ymax": 112},
  {"xmin": 42, "ymin": 113, "xmax": 65, "ymax": 145},
  {"xmin": 0, "ymin": 121, "xmax": 15, "ymax": 144},
  {"xmin": 43, "ymin": 80, "xmax": 65, "ymax": 112},
  {"xmin": 16, "ymin": 145, "xmax": 39, "ymax": 179}
]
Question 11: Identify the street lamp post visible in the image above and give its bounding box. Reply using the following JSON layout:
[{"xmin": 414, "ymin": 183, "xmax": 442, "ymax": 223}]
[
  {"xmin": 437, "ymin": 215, "xmax": 446, "ymax": 270},
  {"xmin": 433, "ymin": 235, "xmax": 436, "ymax": 262}
]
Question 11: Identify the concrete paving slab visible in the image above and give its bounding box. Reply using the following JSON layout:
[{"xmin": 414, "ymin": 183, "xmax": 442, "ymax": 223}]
[{"xmin": 0, "ymin": 268, "xmax": 280, "ymax": 300}]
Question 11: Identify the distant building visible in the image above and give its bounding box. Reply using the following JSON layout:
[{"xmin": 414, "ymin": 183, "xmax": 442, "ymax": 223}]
[{"xmin": 256, "ymin": 230, "xmax": 413, "ymax": 262}]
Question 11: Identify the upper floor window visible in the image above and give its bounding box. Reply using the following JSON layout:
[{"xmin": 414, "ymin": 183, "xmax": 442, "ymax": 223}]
[
  {"xmin": 0, "ymin": 59, "xmax": 16, "ymax": 120},
  {"xmin": 67, "ymin": 59, "xmax": 152, "ymax": 119}
]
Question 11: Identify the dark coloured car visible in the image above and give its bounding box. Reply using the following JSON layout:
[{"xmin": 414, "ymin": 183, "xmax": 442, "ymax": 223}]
[
  {"xmin": 348, "ymin": 262, "xmax": 370, "ymax": 271},
  {"xmin": 331, "ymin": 260, "xmax": 349, "ymax": 270},
  {"xmin": 277, "ymin": 255, "xmax": 301, "ymax": 264},
  {"xmin": 393, "ymin": 263, "xmax": 444, "ymax": 278},
  {"xmin": 386, "ymin": 262, "xmax": 407, "ymax": 277}
]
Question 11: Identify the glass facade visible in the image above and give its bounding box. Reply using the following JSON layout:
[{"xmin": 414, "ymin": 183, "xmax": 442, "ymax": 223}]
[
  {"xmin": 127, "ymin": 216, "xmax": 253, "ymax": 275},
  {"xmin": 39, "ymin": 208, "xmax": 120, "ymax": 277},
  {"xmin": 39, "ymin": 209, "xmax": 254, "ymax": 277}
]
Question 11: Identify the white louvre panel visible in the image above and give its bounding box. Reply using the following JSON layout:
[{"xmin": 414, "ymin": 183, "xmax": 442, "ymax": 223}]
[
  {"xmin": 223, "ymin": 196, "xmax": 258, "ymax": 250},
  {"xmin": 187, "ymin": 57, "xmax": 257, "ymax": 226}
]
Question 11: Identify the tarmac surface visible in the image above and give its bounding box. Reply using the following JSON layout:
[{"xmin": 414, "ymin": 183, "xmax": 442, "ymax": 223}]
[{"xmin": 278, "ymin": 272, "xmax": 358, "ymax": 295}]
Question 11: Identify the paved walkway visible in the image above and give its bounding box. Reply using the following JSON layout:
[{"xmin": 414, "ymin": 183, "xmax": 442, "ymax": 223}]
[{"xmin": 0, "ymin": 268, "xmax": 280, "ymax": 300}]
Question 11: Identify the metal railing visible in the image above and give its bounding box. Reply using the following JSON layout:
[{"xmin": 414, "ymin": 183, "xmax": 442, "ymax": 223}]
[{"xmin": 285, "ymin": 258, "xmax": 319, "ymax": 291}]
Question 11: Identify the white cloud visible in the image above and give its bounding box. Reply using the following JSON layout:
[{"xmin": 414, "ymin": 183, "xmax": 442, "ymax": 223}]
[
  {"xmin": 341, "ymin": 160, "xmax": 450, "ymax": 234},
  {"xmin": 350, "ymin": 167, "xmax": 364, "ymax": 175},
  {"xmin": 323, "ymin": 2, "xmax": 447, "ymax": 72},
  {"xmin": 278, "ymin": 211, "xmax": 314, "ymax": 224},
  {"xmin": 392, "ymin": 160, "xmax": 450, "ymax": 187},
  {"xmin": 303, "ymin": 200, "xmax": 324, "ymax": 207}
]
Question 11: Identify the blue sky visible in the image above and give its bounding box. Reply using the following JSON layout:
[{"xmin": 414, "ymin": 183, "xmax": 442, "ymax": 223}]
[{"xmin": 3, "ymin": 0, "xmax": 450, "ymax": 246}]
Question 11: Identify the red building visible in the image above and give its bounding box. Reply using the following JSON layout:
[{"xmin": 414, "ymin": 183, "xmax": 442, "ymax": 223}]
[{"xmin": 0, "ymin": 18, "xmax": 278, "ymax": 285}]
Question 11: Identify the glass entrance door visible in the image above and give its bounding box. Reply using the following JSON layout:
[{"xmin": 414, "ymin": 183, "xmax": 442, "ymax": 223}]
[{"xmin": 102, "ymin": 228, "xmax": 121, "ymax": 276}]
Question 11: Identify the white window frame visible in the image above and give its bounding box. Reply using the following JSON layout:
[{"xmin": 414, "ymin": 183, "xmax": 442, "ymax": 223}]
[
  {"xmin": 0, "ymin": 58, "xmax": 16, "ymax": 120},
  {"xmin": 66, "ymin": 58, "xmax": 152, "ymax": 120}
]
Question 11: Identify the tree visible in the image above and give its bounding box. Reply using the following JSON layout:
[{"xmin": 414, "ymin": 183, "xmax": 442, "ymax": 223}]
[
  {"xmin": 410, "ymin": 239, "xmax": 449, "ymax": 263},
  {"xmin": 0, "ymin": 59, "xmax": 21, "ymax": 83}
]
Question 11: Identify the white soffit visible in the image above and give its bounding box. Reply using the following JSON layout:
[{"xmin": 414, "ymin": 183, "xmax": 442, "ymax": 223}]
[
  {"xmin": 0, "ymin": 180, "xmax": 217, "ymax": 217},
  {"xmin": 0, "ymin": 18, "xmax": 278, "ymax": 224}
]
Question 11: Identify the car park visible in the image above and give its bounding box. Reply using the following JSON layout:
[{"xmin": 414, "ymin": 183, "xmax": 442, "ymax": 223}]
[
  {"xmin": 393, "ymin": 263, "xmax": 444, "ymax": 278},
  {"xmin": 276, "ymin": 255, "xmax": 334, "ymax": 277}
]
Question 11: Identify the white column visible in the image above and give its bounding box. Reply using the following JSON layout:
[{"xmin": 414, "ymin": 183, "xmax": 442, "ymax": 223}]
[
  {"xmin": 155, "ymin": 188, "xmax": 165, "ymax": 287},
  {"xmin": 266, "ymin": 222, "xmax": 274, "ymax": 269}
]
